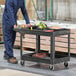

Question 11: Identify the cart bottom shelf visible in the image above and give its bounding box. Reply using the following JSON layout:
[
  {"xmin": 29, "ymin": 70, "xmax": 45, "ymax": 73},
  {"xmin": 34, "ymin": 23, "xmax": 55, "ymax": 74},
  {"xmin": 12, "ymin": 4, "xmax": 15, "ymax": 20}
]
[{"xmin": 21, "ymin": 52, "xmax": 70, "ymax": 64}]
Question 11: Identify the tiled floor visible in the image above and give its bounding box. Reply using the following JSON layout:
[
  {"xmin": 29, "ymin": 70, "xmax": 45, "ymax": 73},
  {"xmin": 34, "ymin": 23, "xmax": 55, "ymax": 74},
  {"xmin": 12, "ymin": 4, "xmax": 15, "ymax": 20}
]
[{"xmin": 0, "ymin": 47, "xmax": 76, "ymax": 76}]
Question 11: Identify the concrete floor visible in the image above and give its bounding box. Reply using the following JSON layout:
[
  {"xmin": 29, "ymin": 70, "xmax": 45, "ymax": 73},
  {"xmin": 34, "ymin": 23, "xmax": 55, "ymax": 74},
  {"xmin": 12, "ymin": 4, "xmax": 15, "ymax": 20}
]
[{"xmin": 0, "ymin": 46, "xmax": 76, "ymax": 76}]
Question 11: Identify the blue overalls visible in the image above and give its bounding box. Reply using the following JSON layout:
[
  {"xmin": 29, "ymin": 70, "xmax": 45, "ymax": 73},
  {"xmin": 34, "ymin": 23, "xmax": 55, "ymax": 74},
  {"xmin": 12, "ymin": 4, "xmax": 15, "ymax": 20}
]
[{"xmin": 2, "ymin": 0, "xmax": 30, "ymax": 58}]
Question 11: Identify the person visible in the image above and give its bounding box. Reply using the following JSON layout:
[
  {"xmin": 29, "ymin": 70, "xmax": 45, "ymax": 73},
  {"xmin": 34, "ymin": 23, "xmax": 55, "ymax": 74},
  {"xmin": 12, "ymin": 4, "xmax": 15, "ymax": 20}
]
[{"xmin": 2, "ymin": 0, "xmax": 30, "ymax": 64}]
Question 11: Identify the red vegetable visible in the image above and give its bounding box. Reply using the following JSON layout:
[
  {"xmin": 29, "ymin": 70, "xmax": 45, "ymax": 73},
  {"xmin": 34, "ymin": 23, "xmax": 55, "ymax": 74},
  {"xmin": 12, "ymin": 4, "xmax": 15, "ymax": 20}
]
[{"xmin": 32, "ymin": 53, "xmax": 47, "ymax": 58}]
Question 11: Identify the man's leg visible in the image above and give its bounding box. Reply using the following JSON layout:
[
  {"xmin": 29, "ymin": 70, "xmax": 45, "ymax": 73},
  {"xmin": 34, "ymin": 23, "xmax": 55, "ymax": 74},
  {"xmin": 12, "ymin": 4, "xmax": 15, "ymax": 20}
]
[
  {"xmin": 3, "ymin": 25, "xmax": 14, "ymax": 58},
  {"xmin": 3, "ymin": 25, "xmax": 18, "ymax": 64}
]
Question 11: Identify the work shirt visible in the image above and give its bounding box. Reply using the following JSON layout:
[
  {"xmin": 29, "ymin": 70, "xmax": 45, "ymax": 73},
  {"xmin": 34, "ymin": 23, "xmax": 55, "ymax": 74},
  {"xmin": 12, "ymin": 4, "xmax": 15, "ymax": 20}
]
[{"xmin": 2, "ymin": 0, "xmax": 30, "ymax": 26}]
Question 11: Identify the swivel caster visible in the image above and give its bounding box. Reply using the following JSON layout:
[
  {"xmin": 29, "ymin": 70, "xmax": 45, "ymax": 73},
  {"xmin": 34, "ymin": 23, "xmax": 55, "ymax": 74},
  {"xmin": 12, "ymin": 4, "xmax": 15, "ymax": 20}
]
[
  {"xmin": 64, "ymin": 62, "xmax": 68, "ymax": 69},
  {"xmin": 20, "ymin": 60, "xmax": 25, "ymax": 66},
  {"xmin": 49, "ymin": 65, "xmax": 54, "ymax": 71}
]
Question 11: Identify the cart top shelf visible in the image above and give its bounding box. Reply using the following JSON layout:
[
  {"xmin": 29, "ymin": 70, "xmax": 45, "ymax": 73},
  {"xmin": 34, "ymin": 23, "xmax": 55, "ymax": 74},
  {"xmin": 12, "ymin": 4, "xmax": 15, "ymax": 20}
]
[{"xmin": 14, "ymin": 27, "xmax": 70, "ymax": 36}]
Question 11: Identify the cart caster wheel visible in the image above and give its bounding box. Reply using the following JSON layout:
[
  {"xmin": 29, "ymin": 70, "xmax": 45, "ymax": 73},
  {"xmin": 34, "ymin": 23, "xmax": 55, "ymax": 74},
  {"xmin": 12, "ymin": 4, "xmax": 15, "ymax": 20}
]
[
  {"xmin": 64, "ymin": 62, "xmax": 68, "ymax": 68},
  {"xmin": 49, "ymin": 65, "xmax": 54, "ymax": 71},
  {"xmin": 20, "ymin": 60, "xmax": 25, "ymax": 66}
]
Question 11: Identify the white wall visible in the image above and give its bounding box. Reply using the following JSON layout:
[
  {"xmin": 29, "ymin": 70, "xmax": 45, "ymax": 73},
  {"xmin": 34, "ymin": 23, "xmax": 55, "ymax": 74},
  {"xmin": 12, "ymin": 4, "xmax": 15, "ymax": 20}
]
[{"xmin": 53, "ymin": 0, "xmax": 76, "ymax": 21}]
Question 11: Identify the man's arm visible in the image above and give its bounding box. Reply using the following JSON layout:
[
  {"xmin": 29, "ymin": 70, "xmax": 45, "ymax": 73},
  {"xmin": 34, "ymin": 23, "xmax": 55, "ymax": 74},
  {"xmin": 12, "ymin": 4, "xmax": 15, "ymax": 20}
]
[
  {"xmin": 21, "ymin": 1, "xmax": 30, "ymax": 24},
  {"xmin": 6, "ymin": 0, "xmax": 16, "ymax": 26}
]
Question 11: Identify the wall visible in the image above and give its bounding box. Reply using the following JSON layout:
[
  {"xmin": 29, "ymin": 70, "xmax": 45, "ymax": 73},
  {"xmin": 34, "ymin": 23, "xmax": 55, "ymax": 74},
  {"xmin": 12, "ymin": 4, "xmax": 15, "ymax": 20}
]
[
  {"xmin": 17, "ymin": 0, "xmax": 37, "ymax": 20},
  {"xmin": 1, "ymin": 0, "xmax": 76, "ymax": 21},
  {"xmin": 26, "ymin": 0, "xmax": 37, "ymax": 20},
  {"xmin": 53, "ymin": 0, "xmax": 76, "ymax": 21}
]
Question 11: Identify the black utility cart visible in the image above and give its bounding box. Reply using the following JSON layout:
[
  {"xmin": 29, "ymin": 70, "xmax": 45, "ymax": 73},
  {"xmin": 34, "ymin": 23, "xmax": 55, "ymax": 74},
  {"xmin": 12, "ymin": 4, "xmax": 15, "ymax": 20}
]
[{"xmin": 14, "ymin": 27, "xmax": 70, "ymax": 70}]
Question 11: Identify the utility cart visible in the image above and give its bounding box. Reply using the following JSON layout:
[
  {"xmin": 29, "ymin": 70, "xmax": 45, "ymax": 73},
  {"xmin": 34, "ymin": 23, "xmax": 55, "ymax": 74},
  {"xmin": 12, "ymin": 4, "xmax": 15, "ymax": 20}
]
[{"xmin": 14, "ymin": 27, "xmax": 70, "ymax": 70}]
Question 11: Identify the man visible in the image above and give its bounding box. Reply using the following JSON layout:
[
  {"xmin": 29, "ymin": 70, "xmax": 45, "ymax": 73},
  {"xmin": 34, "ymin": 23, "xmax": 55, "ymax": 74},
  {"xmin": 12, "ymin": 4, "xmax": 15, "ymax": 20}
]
[{"xmin": 2, "ymin": 0, "xmax": 30, "ymax": 64}]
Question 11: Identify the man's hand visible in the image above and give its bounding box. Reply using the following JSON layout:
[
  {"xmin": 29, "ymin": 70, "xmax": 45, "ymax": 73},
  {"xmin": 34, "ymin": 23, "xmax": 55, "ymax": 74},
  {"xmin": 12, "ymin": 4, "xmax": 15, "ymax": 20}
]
[
  {"xmin": 26, "ymin": 24, "xmax": 32, "ymax": 27},
  {"xmin": 14, "ymin": 24, "xmax": 17, "ymax": 28}
]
